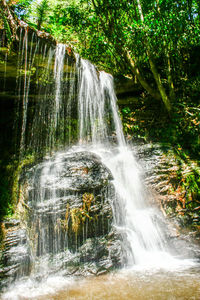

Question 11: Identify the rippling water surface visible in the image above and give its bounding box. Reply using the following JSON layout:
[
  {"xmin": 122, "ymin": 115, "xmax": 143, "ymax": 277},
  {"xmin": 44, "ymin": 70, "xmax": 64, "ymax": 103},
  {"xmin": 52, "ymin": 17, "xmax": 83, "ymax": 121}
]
[{"xmin": 3, "ymin": 266, "xmax": 200, "ymax": 300}]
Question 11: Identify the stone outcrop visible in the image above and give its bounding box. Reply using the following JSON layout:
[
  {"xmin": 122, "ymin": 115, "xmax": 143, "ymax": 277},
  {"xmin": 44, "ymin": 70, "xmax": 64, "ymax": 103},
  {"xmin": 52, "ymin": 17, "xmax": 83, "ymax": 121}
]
[
  {"xmin": 132, "ymin": 142, "xmax": 200, "ymax": 236},
  {"xmin": 0, "ymin": 151, "xmax": 125, "ymax": 290},
  {"xmin": 0, "ymin": 219, "xmax": 32, "ymax": 290}
]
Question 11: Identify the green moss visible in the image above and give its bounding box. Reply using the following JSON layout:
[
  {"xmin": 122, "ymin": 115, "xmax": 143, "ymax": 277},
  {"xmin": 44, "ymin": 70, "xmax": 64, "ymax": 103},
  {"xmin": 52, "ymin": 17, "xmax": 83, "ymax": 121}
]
[
  {"xmin": 11, "ymin": 155, "xmax": 35, "ymax": 205},
  {"xmin": 0, "ymin": 12, "xmax": 12, "ymax": 46},
  {"xmin": 0, "ymin": 154, "xmax": 35, "ymax": 221}
]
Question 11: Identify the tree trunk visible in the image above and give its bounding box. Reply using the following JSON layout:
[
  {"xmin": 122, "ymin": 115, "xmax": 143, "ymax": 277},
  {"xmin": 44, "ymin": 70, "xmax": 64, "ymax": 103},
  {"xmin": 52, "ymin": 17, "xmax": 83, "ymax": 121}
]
[
  {"xmin": 165, "ymin": 46, "xmax": 175, "ymax": 101},
  {"xmin": 92, "ymin": 0, "xmax": 162, "ymax": 102},
  {"xmin": 148, "ymin": 56, "xmax": 171, "ymax": 112},
  {"xmin": 135, "ymin": 0, "xmax": 172, "ymax": 112},
  {"xmin": 122, "ymin": 50, "xmax": 161, "ymax": 101},
  {"xmin": 155, "ymin": 0, "xmax": 175, "ymax": 102}
]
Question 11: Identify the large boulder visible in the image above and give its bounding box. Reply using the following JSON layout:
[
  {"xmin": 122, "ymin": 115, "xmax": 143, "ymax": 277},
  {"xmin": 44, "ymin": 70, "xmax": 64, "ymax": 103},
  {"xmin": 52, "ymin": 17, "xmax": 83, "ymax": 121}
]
[{"xmin": 0, "ymin": 151, "xmax": 125, "ymax": 288}]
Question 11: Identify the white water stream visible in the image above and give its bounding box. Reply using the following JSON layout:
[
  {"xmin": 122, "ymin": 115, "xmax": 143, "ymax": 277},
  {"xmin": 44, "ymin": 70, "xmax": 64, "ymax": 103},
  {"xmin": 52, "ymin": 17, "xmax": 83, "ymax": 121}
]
[
  {"xmin": 54, "ymin": 44, "xmax": 66, "ymax": 125},
  {"xmin": 74, "ymin": 57, "xmax": 195, "ymax": 268}
]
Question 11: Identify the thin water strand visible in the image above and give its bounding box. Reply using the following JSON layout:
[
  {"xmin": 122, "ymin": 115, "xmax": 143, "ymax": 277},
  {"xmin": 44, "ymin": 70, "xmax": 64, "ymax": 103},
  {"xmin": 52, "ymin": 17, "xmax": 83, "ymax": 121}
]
[
  {"xmin": 77, "ymin": 57, "xmax": 108, "ymax": 144},
  {"xmin": 54, "ymin": 44, "xmax": 66, "ymax": 126}
]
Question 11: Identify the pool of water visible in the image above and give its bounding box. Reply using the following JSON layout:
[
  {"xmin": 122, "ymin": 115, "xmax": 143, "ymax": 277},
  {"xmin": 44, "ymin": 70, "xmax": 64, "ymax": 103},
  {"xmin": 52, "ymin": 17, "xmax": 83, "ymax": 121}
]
[{"xmin": 2, "ymin": 265, "xmax": 200, "ymax": 300}]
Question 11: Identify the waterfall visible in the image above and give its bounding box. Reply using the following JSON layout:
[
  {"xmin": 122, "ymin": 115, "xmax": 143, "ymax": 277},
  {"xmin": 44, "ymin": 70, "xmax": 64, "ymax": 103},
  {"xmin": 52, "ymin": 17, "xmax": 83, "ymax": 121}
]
[
  {"xmin": 15, "ymin": 31, "xmax": 78, "ymax": 157},
  {"xmin": 25, "ymin": 53, "xmax": 188, "ymax": 269},
  {"xmin": 1, "ymin": 38, "xmax": 196, "ymax": 298},
  {"xmin": 54, "ymin": 44, "xmax": 66, "ymax": 125},
  {"xmin": 16, "ymin": 43, "xmax": 193, "ymax": 268},
  {"xmin": 76, "ymin": 56, "xmax": 125, "ymax": 145},
  {"xmin": 75, "ymin": 58, "xmax": 177, "ymax": 267}
]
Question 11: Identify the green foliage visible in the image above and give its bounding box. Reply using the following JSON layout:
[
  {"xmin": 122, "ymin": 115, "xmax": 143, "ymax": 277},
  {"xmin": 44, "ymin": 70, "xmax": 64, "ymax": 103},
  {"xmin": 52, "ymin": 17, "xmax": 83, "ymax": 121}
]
[
  {"xmin": 120, "ymin": 94, "xmax": 199, "ymax": 157},
  {"xmin": 36, "ymin": 0, "xmax": 49, "ymax": 30},
  {"xmin": 9, "ymin": 0, "xmax": 199, "ymax": 112},
  {"xmin": 13, "ymin": 0, "xmax": 34, "ymax": 19},
  {"xmin": 9, "ymin": 0, "xmax": 200, "ymax": 88},
  {"xmin": 0, "ymin": 155, "xmax": 35, "ymax": 221},
  {"xmin": 0, "ymin": 8, "xmax": 12, "ymax": 46},
  {"xmin": 165, "ymin": 146, "xmax": 200, "ymax": 227},
  {"xmin": 0, "ymin": 171, "xmax": 12, "ymax": 219}
]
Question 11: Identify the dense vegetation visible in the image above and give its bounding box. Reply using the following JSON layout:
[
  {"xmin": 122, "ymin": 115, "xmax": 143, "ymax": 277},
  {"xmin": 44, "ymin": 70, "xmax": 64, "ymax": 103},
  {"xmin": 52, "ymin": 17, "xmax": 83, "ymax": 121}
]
[
  {"xmin": 2, "ymin": 0, "xmax": 199, "ymax": 152},
  {"xmin": 11, "ymin": 2, "xmax": 199, "ymax": 102},
  {"xmin": 0, "ymin": 0, "xmax": 199, "ymax": 225}
]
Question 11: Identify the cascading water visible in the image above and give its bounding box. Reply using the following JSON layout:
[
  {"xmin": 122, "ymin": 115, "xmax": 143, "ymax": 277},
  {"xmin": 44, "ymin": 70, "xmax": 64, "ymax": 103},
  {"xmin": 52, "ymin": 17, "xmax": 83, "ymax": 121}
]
[
  {"xmin": 1, "ymin": 37, "xmax": 198, "ymax": 299},
  {"xmin": 75, "ymin": 57, "xmax": 187, "ymax": 268},
  {"xmin": 15, "ymin": 31, "xmax": 77, "ymax": 157},
  {"xmin": 76, "ymin": 55, "xmax": 125, "ymax": 146},
  {"xmin": 54, "ymin": 44, "xmax": 66, "ymax": 125}
]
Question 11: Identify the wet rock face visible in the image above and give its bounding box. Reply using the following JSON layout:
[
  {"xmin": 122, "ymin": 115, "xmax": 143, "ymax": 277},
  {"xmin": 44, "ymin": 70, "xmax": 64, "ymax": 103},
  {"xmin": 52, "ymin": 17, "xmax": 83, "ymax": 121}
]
[
  {"xmin": 133, "ymin": 143, "xmax": 199, "ymax": 220},
  {"xmin": 0, "ymin": 220, "xmax": 32, "ymax": 290},
  {"xmin": 130, "ymin": 143, "xmax": 200, "ymax": 257},
  {"xmin": 131, "ymin": 143, "xmax": 180, "ymax": 203},
  {"xmin": 27, "ymin": 151, "xmax": 115, "ymax": 251},
  {"xmin": 1, "ymin": 151, "xmax": 124, "ymax": 286},
  {"xmin": 29, "ymin": 151, "xmax": 113, "ymax": 193}
]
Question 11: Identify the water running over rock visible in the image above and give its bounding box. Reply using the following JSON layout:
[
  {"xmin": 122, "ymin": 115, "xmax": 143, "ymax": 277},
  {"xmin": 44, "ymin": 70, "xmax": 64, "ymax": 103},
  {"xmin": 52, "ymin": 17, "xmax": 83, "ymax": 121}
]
[
  {"xmin": 0, "ymin": 40, "xmax": 198, "ymax": 298},
  {"xmin": 75, "ymin": 57, "xmax": 194, "ymax": 267}
]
